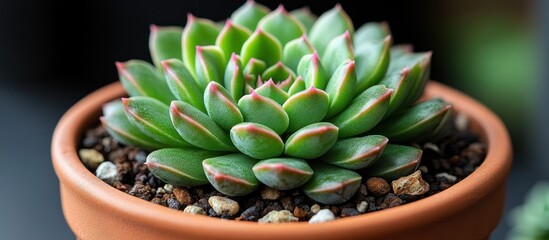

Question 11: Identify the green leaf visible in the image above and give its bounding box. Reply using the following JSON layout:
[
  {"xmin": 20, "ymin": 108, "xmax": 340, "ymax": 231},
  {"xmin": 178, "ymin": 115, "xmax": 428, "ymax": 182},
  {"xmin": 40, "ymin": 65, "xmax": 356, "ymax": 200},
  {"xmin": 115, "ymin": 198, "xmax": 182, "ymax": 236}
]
[
  {"xmin": 101, "ymin": 100, "xmax": 166, "ymax": 150},
  {"xmin": 370, "ymin": 99, "xmax": 452, "ymax": 143},
  {"xmin": 308, "ymin": 4, "xmax": 354, "ymax": 56},
  {"xmin": 290, "ymin": 7, "xmax": 317, "ymax": 31},
  {"xmin": 261, "ymin": 61, "xmax": 296, "ymax": 83},
  {"xmin": 277, "ymin": 76, "xmax": 294, "ymax": 92},
  {"xmin": 284, "ymin": 123, "xmax": 339, "ymax": 159},
  {"xmin": 237, "ymin": 91, "xmax": 289, "ymax": 135},
  {"xmin": 288, "ymin": 76, "xmax": 306, "ymax": 95},
  {"xmin": 324, "ymin": 59, "xmax": 357, "ymax": 118},
  {"xmin": 257, "ymin": 5, "xmax": 306, "ymax": 46},
  {"xmin": 146, "ymin": 148, "xmax": 223, "ymax": 187},
  {"xmin": 230, "ymin": 122, "xmax": 284, "ymax": 159},
  {"xmin": 254, "ymin": 79, "xmax": 289, "ymax": 105},
  {"xmin": 243, "ymin": 58, "xmax": 267, "ymax": 87},
  {"xmin": 182, "ymin": 14, "xmax": 220, "ymax": 77},
  {"xmin": 224, "ymin": 53, "xmax": 246, "ymax": 100},
  {"xmin": 303, "ymin": 163, "xmax": 362, "ymax": 204},
  {"xmin": 122, "ymin": 96, "xmax": 190, "ymax": 147},
  {"xmin": 149, "ymin": 25, "xmax": 183, "ymax": 68},
  {"xmin": 354, "ymin": 22, "xmax": 390, "ymax": 46},
  {"xmin": 203, "ymin": 153, "xmax": 260, "ymax": 196},
  {"xmin": 399, "ymin": 52, "xmax": 433, "ymax": 105},
  {"xmin": 204, "ymin": 81, "xmax": 243, "ymax": 131},
  {"xmin": 321, "ymin": 31, "xmax": 354, "ymax": 75},
  {"xmin": 215, "ymin": 20, "xmax": 251, "ymax": 62},
  {"xmin": 116, "ymin": 60, "xmax": 175, "ymax": 104},
  {"xmin": 354, "ymin": 36, "xmax": 391, "ymax": 94},
  {"xmin": 241, "ymin": 28, "xmax": 283, "ymax": 68},
  {"xmin": 283, "ymin": 35, "xmax": 315, "ymax": 72},
  {"xmin": 253, "ymin": 158, "xmax": 313, "ymax": 190},
  {"xmin": 195, "ymin": 45, "xmax": 226, "ymax": 88},
  {"xmin": 320, "ymin": 135, "xmax": 388, "ymax": 170},
  {"xmin": 230, "ymin": 0, "xmax": 270, "ymax": 31},
  {"xmin": 161, "ymin": 59, "xmax": 206, "ymax": 112},
  {"xmin": 170, "ymin": 100, "xmax": 236, "ymax": 151},
  {"xmin": 360, "ymin": 144, "xmax": 422, "ymax": 181},
  {"xmin": 378, "ymin": 67, "xmax": 418, "ymax": 117},
  {"xmin": 283, "ymin": 87, "xmax": 329, "ymax": 132},
  {"xmin": 297, "ymin": 52, "xmax": 328, "ymax": 89},
  {"xmin": 329, "ymin": 85, "xmax": 392, "ymax": 138}
]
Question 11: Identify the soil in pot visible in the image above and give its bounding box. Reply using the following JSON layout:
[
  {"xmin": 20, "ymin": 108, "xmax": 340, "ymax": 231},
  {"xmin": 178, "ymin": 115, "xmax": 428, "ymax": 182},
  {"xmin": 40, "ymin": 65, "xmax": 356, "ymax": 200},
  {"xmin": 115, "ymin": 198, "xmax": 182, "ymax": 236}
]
[{"xmin": 77, "ymin": 113, "xmax": 486, "ymax": 222}]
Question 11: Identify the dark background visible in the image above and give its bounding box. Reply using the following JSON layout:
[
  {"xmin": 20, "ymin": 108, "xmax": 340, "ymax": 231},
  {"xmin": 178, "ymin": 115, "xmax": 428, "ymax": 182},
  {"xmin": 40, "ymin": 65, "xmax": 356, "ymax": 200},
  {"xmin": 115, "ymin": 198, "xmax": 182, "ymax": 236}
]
[{"xmin": 0, "ymin": 0, "xmax": 547, "ymax": 239}]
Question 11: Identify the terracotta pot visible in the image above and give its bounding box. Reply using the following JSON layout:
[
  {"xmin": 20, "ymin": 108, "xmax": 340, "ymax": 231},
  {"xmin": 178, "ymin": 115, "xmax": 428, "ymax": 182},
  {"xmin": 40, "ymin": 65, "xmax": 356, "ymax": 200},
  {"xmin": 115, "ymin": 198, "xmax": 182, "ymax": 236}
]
[{"xmin": 51, "ymin": 81, "xmax": 512, "ymax": 240}]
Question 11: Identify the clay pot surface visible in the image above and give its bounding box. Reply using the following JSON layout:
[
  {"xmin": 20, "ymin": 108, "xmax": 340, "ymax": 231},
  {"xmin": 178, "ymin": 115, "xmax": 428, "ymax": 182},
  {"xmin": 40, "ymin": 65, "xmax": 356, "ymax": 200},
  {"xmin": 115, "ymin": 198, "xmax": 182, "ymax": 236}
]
[{"xmin": 52, "ymin": 81, "xmax": 512, "ymax": 240}]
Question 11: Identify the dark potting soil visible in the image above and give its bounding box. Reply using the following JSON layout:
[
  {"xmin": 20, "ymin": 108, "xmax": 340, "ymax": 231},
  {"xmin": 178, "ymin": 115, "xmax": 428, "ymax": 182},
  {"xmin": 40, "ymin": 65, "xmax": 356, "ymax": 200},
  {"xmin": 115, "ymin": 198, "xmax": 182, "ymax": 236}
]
[{"xmin": 78, "ymin": 114, "xmax": 486, "ymax": 222}]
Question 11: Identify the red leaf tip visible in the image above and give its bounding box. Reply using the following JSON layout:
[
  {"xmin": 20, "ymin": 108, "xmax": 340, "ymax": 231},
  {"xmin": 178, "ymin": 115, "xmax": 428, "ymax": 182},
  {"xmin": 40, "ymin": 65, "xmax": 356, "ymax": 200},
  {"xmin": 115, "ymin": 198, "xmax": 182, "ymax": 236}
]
[
  {"xmin": 149, "ymin": 24, "xmax": 158, "ymax": 32},
  {"xmin": 276, "ymin": 4, "xmax": 287, "ymax": 13},
  {"xmin": 115, "ymin": 61, "xmax": 125, "ymax": 71},
  {"xmin": 250, "ymin": 89, "xmax": 260, "ymax": 99}
]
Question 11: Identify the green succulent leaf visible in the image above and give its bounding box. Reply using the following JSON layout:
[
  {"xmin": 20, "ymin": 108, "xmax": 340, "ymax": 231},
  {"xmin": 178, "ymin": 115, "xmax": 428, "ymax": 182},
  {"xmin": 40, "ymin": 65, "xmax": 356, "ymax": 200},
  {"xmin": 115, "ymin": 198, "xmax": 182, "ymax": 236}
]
[
  {"xmin": 303, "ymin": 163, "xmax": 362, "ymax": 205},
  {"xmin": 308, "ymin": 4, "xmax": 354, "ymax": 56},
  {"xmin": 378, "ymin": 67, "xmax": 418, "ymax": 117},
  {"xmin": 223, "ymin": 53, "xmax": 246, "ymax": 100},
  {"xmin": 116, "ymin": 60, "xmax": 175, "ymax": 105},
  {"xmin": 360, "ymin": 144, "xmax": 422, "ymax": 181},
  {"xmin": 284, "ymin": 122, "xmax": 339, "ymax": 159},
  {"xmin": 257, "ymin": 5, "xmax": 305, "ymax": 46},
  {"xmin": 290, "ymin": 7, "xmax": 317, "ymax": 31},
  {"xmin": 203, "ymin": 153, "xmax": 260, "ymax": 196},
  {"xmin": 253, "ymin": 158, "xmax": 313, "ymax": 190},
  {"xmin": 243, "ymin": 58, "xmax": 267, "ymax": 87},
  {"xmin": 288, "ymin": 76, "xmax": 306, "ymax": 96},
  {"xmin": 390, "ymin": 44, "xmax": 414, "ymax": 59},
  {"xmin": 182, "ymin": 15, "xmax": 220, "ymax": 77},
  {"xmin": 324, "ymin": 59, "xmax": 357, "ymax": 118},
  {"xmin": 241, "ymin": 28, "xmax": 283, "ymax": 68},
  {"xmin": 370, "ymin": 98, "xmax": 452, "ymax": 143},
  {"xmin": 329, "ymin": 85, "xmax": 392, "ymax": 138},
  {"xmin": 195, "ymin": 45, "xmax": 226, "ymax": 88},
  {"xmin": 320, "ymin": 135, "xmax": 388, "ymax": 170},
  {"xmin": 398, "ymin": 52, "xmax": 433, "ymax": 105},
  {"xmin": 170, "ymin": 100, "xmax": 236, "ymax": 151},
  {"xmin": 238, "ymin": 91, "xmax": 289, "ymax": 135},
  {"xmin": 230, "ymin": 0, "xmax": 270, "ymax": 31},
  {"xmin": 204, "ymin": 81, "xmax": 243, "ymax": 131},
  {"xmin": 254, "ymin": 79, "xmax": 289, "ymax": 105},
  {"xmin": 230, "ymin": 122, "xmax": 284, "ymax": 159},
  {"xmin": 322, "ymin": 31, "xmax": 355, "ymax": 75},
  {"xmin": 297, "ymin": 52, "xmax": 328, "ymax": 89},
  {"xmin": 283, "ymin": 35, "xmax": 315, "ymax": 72},
  {"xmin": 101, "ymin": 100, "xmax": 166, "ymax": 150},
  {"xmin": 354, "ymin": 22, "xmax": 391, "ymax": 46},
  {"xmin": 215, "ymin": 20, "xmax": 251, "ymax": 62},
  {"xmin": 283, "ymin": 87, "xmax": 329, "ymax": 132},
  {"xmin": 161, "ymin": 59, "xmax": 206, "ymax": 112},
  {"xmin": 261, "ymin": 62, "xmax": 296, "ymax": 83},
  {"xmin": 277, "ymin": 76, "xmax": 294, "ymax": 92},
  {"xmin": 146, "ymin": 148, "xmax": 223, "ymax": 187},
  {"xmin": 149, "ymin": 25, "xmax": 183, "ymax": 68},
  {"xmin": 122, "ymin": 96, "xmax": 190, "ymax": 147},
  {"xmin": 354, "ymin": 36, "xmax": 391, "ymax": 94}
]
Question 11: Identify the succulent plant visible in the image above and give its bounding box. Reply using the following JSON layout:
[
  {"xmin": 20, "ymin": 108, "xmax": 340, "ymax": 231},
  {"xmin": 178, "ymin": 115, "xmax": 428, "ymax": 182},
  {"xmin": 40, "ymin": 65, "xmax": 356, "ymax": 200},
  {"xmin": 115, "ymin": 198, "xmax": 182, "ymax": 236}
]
[
  {"xmin": 508, "ymin": 182, "xmax": 549, "ymax": 240},
  {"xmin": 101, "ymin": 1, "xmax": 453, "ymax": 205}
]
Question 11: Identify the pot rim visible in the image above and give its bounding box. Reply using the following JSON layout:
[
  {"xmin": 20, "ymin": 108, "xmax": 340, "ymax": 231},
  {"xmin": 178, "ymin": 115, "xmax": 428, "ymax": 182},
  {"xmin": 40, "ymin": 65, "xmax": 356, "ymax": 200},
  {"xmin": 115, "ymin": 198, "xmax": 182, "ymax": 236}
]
[{"xmin": 51, "ymin": 81, "xmax": 512, "ymax": 236}]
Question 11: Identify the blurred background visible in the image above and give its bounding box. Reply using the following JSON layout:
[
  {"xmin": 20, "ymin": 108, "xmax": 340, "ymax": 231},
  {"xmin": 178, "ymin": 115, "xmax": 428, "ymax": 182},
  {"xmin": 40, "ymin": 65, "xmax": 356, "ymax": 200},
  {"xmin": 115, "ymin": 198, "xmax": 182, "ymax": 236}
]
[{"xmin": 0, "ymin": 0, "xmax": 546, "ymax": 239}]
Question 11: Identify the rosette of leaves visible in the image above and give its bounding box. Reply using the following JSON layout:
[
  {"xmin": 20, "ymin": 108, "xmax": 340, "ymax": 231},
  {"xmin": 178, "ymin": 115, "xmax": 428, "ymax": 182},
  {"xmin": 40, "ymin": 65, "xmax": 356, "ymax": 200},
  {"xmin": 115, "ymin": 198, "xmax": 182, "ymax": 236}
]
[
  {"xmin": 101, "ymin": 1, "xmax": 453, "ymax": 204},
  {"xmin": 508, "ymin": 182, "xmax": 549, "ymax": 240}
]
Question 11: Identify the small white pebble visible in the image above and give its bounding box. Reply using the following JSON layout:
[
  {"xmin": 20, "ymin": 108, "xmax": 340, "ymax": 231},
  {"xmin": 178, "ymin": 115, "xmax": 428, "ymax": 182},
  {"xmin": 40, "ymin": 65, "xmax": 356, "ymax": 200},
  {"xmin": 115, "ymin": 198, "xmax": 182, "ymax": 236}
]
[
  {"xmin": 96, "ymin": 161, "xmax": 117, "ymax": 185},
  {"xmin": 310, "ymin": 204, "xmax": 321, "ymax": 214},
  {"xmin": 163, "ymin": 184, "xmax": 173, "ymax": 193},
  {"xmin": 308, "ymin": 209, "xmax": 336, "ymax": 224},
  {"xmin": 258, "ymin": 210, "xmax": 298, "ymax": 224},
  {"xmin": 357, "ymin": 201, "xmax": 368, "ymax": 213},
  {"xmin": 79, "ymin": 149, "xmax": 104, "ymax": 170},
  {"xmin": 455, "ymin": 114, "xmax": 469, "ymax": 131},
  {"xmin": 183, "ymin": 205, "xmax": 206, "ymax": 215},
  {"xmin": 156, "ymin": 187, "xmax": 166, "ymax": 195},
  {"xmin": 436, "ymin": 172, "xmax": 457, "ymax": 183},
  {"xmin": 208, "ymin": 196, "xmax": 240, "ymax": 216},
  {"xmin": 423, "ymin": 142, "xmax": 440, "ymax": 153}
]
